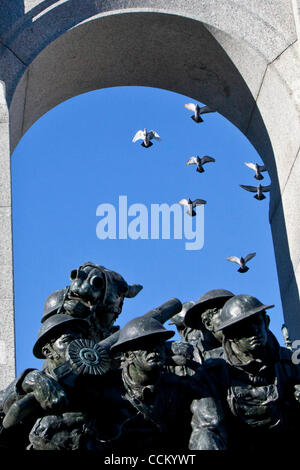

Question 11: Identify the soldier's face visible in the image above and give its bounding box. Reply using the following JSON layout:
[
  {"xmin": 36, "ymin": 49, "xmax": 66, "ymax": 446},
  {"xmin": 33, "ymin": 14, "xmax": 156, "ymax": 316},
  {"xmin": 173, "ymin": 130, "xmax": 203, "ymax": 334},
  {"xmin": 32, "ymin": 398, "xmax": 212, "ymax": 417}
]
[
  {"xmin": 132, "ymin": 343, "xmax": 166, "ymax": 372},
  {"xmin": 202, "ymin": 307, "xmax": 224, "ymax": 343},
  {"xmin": 45, "ymin": 327, "xmax": 84, "ymax": 365},
  {"xmin": 225, "ymin": 313, "xmax": 268, "ymax": 354}
]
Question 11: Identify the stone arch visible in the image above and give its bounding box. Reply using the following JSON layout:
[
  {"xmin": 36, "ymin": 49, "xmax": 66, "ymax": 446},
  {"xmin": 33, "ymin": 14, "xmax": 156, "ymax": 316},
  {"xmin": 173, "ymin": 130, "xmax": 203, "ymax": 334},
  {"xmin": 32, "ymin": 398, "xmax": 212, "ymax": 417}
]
[{"xmin": 0, "ymin": 0, "xmax": 300, "ymax": 387}]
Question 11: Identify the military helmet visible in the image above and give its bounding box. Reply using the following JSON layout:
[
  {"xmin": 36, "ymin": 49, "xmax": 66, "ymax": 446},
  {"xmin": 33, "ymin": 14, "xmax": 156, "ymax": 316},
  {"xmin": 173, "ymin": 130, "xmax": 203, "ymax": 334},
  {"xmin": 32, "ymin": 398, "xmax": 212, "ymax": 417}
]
[
  {"xmin": 110, "ymin": 316, "xmax": 174, "ymax": 353},
  {"xmin": 33, "ymin": 314, "xmax": 89, "ymax": 359},
  {"xmin": 41, "ymin": 288, "xmax": 67, "ymax": 323},
  {"xmin": 185, "ymin": 289, "xmax": 234, "ymax": 329},
  {"xmin": 215, "ymin": 294, "xmax": 274, "ymax": 332}
]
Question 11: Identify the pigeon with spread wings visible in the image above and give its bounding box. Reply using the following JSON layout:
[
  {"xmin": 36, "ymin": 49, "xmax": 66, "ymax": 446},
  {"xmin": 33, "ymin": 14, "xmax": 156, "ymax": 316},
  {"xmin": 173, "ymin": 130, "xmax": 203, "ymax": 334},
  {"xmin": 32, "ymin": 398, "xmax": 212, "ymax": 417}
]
[
  {"xmin": 186, "ymin": 155, "xmax": 215, "ymax": 173},
  {"xmin": 240, "ymin": 183, "xmax": 271, "ymax": 200},
  {"xmin": 132, "ymin": 128, "xmax": 161, "ymax": 148},
  {"xmin": 184, "ymin": 103, "xmax": 215, "ymax": 123},
  {"xmin": 245, "ymin": 162, "xmax": 267, "ymax": 180},
  {"xmin": 178, "ymin": 198, "xmax": 206, "ymax": 216},
  {"xmin": 226, "ymin": 253, "xmax": 256, "ymax": 273}
]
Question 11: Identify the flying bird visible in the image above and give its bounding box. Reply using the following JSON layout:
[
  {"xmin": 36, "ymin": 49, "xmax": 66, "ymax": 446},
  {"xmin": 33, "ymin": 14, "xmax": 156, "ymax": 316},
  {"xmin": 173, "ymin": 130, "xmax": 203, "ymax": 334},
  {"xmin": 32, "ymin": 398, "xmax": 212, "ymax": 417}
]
[
  {"xmin": 226, "ymin": 253, "xmax": 256, "ymax": 273},
  {"xmin": 186, "ymin": 155, "xmax": 215, "ymax": 173},
  {"xmin": 240, "ymin": 183, "xmax": 271, "ymax": 200},
  {"xmin": 184, "ymin": 103, "xmax": 215, "ymax": 123},
  {"xmin": 178, "ymin": 198, "xmax": 206, "ymax": 216},
  {"xmin": 245, "ymin": 162, "xmax": 267, "ymax": 180},
  {"xmin": 132, "ymin": 128, "xmax": 161, "ymax": 148}
]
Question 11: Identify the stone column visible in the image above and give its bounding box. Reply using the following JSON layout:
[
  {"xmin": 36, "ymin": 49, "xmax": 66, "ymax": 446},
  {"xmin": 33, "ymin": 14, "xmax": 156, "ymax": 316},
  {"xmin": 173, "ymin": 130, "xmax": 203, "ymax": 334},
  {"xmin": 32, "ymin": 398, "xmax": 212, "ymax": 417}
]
[
  {"xmin": 0, "ymin": 80, "xmax": 16, "ymax": 390},
  {"xmin": 292, "ymin": 0, "xmax": 300, "ymax": 40},
  {"xmin": 246, "ymin": 38, "xmax": 300, "ymax": 341}
]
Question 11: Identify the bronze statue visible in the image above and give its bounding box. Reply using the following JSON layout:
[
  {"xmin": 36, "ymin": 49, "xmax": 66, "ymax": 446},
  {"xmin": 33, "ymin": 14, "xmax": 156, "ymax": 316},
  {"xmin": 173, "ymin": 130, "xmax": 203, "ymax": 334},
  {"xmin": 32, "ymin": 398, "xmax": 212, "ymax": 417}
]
[
  {"xmin": 52, "ymin": 262, "xmax": 143, "ymax": 342},
  {"xmin": 41, "ymin": 289, "xmax": 68, "ymax": 322},
  {"xmin": 0, "ymin": 315, "xmax": 93, "ymax": 449},
  {"xmin": 189, "ymin": 294, "xmax": 300, "ymax": 450},
  {"xmin": 2, "ymin": 259, "xmax": 300, "ymax": 453},
  {"xmin": 110, "ymin": 316, "xmax": 202, "ymax": 451},
  {"xmin": 0, "ymin": 286, "xmax": 183, "ymax": 451},
  {"xmin": 184, "ymin": 289, "xmax": 234, "ymax": 362},
  {"xmin": 167, "ymin": 302, "xmax": 202, "ymax": 376}
]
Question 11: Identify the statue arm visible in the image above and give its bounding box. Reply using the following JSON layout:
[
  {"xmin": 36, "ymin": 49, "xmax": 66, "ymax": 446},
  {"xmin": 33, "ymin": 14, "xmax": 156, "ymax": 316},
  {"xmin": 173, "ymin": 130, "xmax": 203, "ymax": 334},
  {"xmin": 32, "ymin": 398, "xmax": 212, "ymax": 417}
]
[
  {"xmin": 189, "ymin": 396, "xmax": 228, "ymax": 450},
  {"xmin": 21, "ymin": 369, "xmax": 69, "ymax": 411},
  {"xmin": 1, "ymin": 369, "xmax": 70, "ymax": 429}
]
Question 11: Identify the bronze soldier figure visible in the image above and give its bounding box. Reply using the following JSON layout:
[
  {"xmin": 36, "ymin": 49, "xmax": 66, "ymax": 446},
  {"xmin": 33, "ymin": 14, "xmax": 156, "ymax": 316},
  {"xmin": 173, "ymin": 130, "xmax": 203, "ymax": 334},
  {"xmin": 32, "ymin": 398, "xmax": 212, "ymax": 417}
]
[
  {"xmin": 189, "ymin": 294, "xmax": 300, "ymax": 450},
  {"xmin": 111, "ymin": 316, "xmax": 202, "ymax": 451},
  {"xmin": 0, "ymin": 315, "xmax": 91, "ymax": 449},
  {"xmin": 183, "ymin": 289, "xmax": 234, "ymax": 363},
  {"xmin": 0, "ymin": 294, "xmax": 183, "ymax": 451}
]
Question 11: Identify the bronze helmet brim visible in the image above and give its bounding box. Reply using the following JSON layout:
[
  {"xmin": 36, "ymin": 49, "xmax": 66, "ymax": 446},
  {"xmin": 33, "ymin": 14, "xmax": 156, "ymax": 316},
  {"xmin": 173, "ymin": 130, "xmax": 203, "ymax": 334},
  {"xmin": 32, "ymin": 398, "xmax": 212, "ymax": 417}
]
[
  {"xmin": 215, "ymin": 303, "xmax": 275, "ymax": 332},
  {"xmin": 185, "ymin": 294, "xmax": 234, "ymax": 330},
  {"xmin": 33, "ymin": 316, "xmax": 89, "ymax": 359},
  {"xmin": 111, "ymin": 329, "xmax": 174, "ymax": 353}
]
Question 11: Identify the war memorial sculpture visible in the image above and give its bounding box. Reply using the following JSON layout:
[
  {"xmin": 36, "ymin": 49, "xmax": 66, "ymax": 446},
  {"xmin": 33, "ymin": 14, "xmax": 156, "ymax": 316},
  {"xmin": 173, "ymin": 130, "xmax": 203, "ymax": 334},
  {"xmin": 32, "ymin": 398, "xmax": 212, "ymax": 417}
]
[
  {"xmin": 0, "ymin": 262, "xmax": 299, "ymax": 451},
  {"xmin": 1, "ymin": 0, "xmax": 300, "ymax": 454}
]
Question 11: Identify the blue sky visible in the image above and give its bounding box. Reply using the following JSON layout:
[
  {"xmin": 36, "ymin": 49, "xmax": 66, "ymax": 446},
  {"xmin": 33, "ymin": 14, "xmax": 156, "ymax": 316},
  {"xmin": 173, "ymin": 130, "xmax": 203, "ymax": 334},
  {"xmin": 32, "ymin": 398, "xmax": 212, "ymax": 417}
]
[{"xmin": 11, "ymin": 86, "xmax": 283, "ymax": 373}]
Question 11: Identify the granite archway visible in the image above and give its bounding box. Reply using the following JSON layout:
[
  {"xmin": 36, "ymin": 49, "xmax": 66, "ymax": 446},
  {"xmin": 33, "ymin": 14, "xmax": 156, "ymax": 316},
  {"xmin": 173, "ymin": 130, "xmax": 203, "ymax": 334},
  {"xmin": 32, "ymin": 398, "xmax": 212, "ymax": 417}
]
[{"xmin": 0, "ymin": 0, "xmax": 300, "ymax": 387}]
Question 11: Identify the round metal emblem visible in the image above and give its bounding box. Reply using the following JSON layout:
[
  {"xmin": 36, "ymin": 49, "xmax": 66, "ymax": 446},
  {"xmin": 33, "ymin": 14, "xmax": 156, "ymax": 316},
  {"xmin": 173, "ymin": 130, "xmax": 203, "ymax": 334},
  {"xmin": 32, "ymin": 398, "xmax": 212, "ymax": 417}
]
[{"xmin": 67, "ymin": 338, "xmax": 111, "ymax": 376}]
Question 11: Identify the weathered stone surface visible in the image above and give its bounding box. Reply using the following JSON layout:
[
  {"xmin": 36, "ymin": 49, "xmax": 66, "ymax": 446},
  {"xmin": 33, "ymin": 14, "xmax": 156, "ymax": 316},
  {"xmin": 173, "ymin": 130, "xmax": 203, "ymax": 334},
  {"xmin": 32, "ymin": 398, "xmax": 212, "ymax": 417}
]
[
  {"xmin": 9, "ymin": 70, "xmax": 27, "ymax": 154},
  {"xmin": 267, "ymin": 149, "xmax": 300, "ymax": 337},
  {"xmin": 0, "ymin": 299, "xmax": 16, "ymax": 388},
  {"xmin": 0, "ymin": 0, "xmax": 297, "ymax": 100},
  {"xmin": 0, "ymin": 207, "xmax": 15, "ymax": 382},
  {"xmin": 0, "ymin": 114, "xmax": 12, "ymax": 212},
  {"xmin": 0, "ymin": 82, "xmax": 12, "ymax": 207},
  {"xmin": 0, "ymin": 1, "xmax": 24, "ymax": 37},
  {"xmin": 270, "ymin": 196, "xmax": 300, "ymax": 322},
  {"xmin": 292, "ymin": 0, "xmax": 300, "ymax": 39},
  {"xmin": 273, "ymin": 150, "xmax": 300, "ymax": 274},
  {"xmin": 0, "ymin": 207, "xmax": 13, "ymax": 256},
  {"xmin": 19, "ymin": 13, "xmax": 259, "ymax": 142},
  {"xmin": 280, "ymin": 272, "xmax": 300, "ymax": 343},
  {"xmin": 0, "ymin": 44, "xmax": 26, "ymax": 105},
  {"xmin": 0, "ymin": 265, "xmax": 13, "ymax": 301},
  {"xmin": 248, "ymin": 42, "xmax": 300, "ymax": 197},
  {"xmin": 0, "ymin": 81, "xmax": 15, "ymax": 389},
  {"xmin": 205, "ymin": 25, "xmax": 267, "ymax": 102},
  {"xmin": 246, "ymin": 40, "xmax": 300, "ymax": 335},
  {"xmin": 0, "ymin": 128, "xmax": 12, "ymax": 210}
]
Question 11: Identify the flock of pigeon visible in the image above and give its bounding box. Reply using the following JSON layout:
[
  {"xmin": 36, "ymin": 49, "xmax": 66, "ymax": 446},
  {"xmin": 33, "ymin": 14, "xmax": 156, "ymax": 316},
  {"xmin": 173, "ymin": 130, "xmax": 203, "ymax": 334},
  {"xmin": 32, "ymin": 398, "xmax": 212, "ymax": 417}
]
[{"xmin": 132, "ymin": 101, "xmax": 271, "ymax": 274}]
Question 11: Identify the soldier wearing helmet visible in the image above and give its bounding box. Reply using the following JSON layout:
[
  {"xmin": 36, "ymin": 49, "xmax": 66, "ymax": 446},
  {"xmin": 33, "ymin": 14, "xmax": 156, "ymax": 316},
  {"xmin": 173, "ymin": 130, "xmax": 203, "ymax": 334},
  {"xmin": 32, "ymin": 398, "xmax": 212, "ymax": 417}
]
[
  {"xmin": 0, "ymin": 314, "xmax": 92, "ymax": 449},
  {"xmin": 41, "ymin": 289, "xmax": 68, "ymax": 323},
  {"xmin": 111, "ymin": 316, "xmax": 175, "ymax": 400},
  {"xmin": 110, "ymin": 316, "xmax": 202, "ymax": 451},
  {"xmin": 0, "ymin": 297, "xmax": 184, "ymax": 450},
  {"xmin": 189, "ymin": 294, "xmax": 300, "ymax": 451},
  {"xmin": 1, "ymin": 311, "xmax": 140, "ymax": 451},
  {"xmin": 183, "ymin": 289, "xmax": 234, "ymax": 363}
]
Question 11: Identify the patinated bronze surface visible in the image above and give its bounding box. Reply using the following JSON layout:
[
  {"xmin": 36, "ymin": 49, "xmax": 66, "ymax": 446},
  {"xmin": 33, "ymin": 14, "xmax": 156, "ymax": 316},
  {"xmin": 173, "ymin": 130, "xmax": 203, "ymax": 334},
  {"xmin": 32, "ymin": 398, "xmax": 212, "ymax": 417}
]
[
  {"xmin": 1, "ymin": 268, "xmax": 299, "ymax": 452},
  {"xmin": 189, "ymin": 295, "xmax": 300, "ymax": 450}
]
